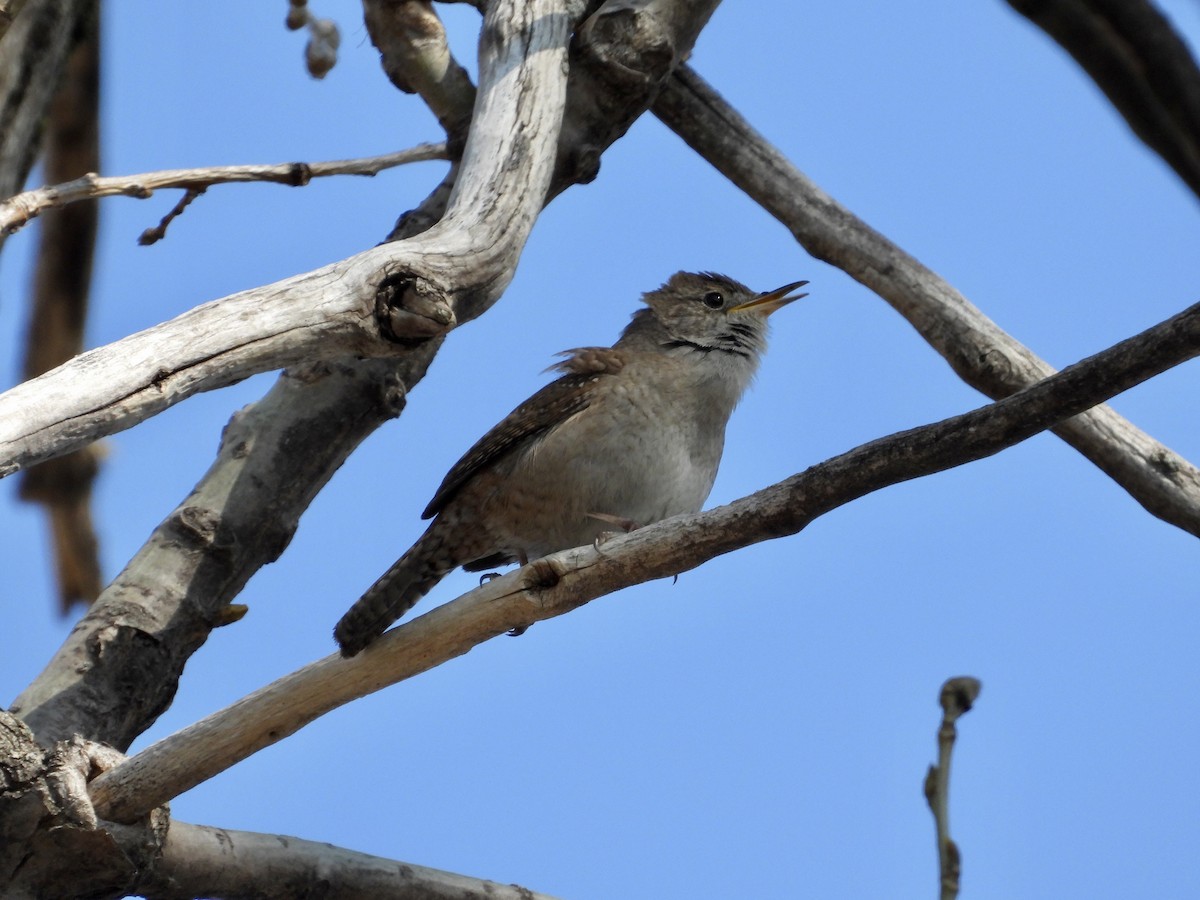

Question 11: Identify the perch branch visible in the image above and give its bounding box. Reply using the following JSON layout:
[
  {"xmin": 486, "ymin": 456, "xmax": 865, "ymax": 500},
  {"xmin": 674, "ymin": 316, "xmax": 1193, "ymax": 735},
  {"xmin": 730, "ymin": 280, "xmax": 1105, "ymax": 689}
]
[
  {"xmin": 652, "ymin": 64, "xmax": 1200, "ymax": 538},
  {"xmin": 87, "ymin": 298, "xmax": 1200, "ymax": 823},
  {"xmin": 0, "ymin": 143, "xmax": 448, "ymax": 235}
]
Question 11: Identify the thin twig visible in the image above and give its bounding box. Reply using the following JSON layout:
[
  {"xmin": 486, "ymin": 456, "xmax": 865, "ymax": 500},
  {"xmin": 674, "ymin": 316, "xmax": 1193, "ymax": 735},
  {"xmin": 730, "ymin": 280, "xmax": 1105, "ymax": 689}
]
[
  {"xmin": 87, "ymin": 299, "xmax": 1200, "ymax": 823},
  {"xmin": 924, "ymin": 677, "xmax": 982, "ymax": 900},
  {"xmin": 0, "ymin": 143, "xmax": 449, "ymax": 235},
  {"xmin": 136, "ymin": 186, "xmax": 203, "ymax": 245}
]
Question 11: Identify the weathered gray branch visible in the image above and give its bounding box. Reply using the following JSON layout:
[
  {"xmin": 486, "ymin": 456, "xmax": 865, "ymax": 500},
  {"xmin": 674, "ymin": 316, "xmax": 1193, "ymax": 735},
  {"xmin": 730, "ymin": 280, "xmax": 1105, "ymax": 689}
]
[
  {"xmin": 552, "ymin": 0, "xmax": 721, "ymax": 193},
  {"xmin": 138, "ymin": 821, "xmax": 561, "ymax": 900},
  {"xmin": 0, "ymin": 710, "xmax": 553, "ymax": 900},
  {"xmin": 0, "ymin": 0, "xmax": 29, "ymax": 41},
  {"xmin": 0, "ymin": 252, "xmax": 433, "ymax": 478},
  {"xmin": 87, "ymin": 298, "xmax": 1200, "ymax": 824},
  {"xmin": 652, "ymin": 64, "xmax": 1200, "ymax": 538},
  {"xmin": 0, "ymin": 712, "xmax": 169, "ymax": 899}
]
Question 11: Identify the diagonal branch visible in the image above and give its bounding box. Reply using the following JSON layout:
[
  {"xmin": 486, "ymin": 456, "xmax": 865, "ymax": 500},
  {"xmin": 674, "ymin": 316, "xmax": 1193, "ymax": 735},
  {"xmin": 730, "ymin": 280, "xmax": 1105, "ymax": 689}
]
[
  {"xmin": 139, "ymin": 820, "xmax": 560, "ymax": 900},
  {"xmin": 0, "ymin": 250, "xmax": 431, "ymax": 478},
  {"xmin": 1005, "ymin": 0, "xmax": 1200, "ymax": 201},
  {"xmin": 87, "ymin": 298, "xmax": 1200, "ymax": 824},
  {"xmin": 0, "ymin": 143, "xmax": 449, "ymax": 235},
  {"xmin": 651, "ymin": 64, "xmax": 1200, "ymax": 538}
]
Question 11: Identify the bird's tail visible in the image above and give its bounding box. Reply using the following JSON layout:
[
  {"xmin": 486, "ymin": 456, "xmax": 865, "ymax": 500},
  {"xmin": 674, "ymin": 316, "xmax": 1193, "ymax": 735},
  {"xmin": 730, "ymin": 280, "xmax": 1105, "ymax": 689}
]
[{"xmin": 334, "ymin": 529, "xmax": 453, "ymax": 657}]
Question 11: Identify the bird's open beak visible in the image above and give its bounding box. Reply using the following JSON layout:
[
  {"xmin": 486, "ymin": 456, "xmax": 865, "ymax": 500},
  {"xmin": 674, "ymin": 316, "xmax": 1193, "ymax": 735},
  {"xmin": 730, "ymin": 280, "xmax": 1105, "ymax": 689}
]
[{"xmin": 730, "ymin": 280, "xmax": 809, "ymax": 316}]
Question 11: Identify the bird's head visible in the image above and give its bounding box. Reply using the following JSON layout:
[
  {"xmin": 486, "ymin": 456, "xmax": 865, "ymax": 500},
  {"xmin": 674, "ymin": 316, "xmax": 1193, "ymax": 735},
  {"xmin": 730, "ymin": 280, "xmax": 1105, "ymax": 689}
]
[{"xmin": 621, "ymin": 271, "xmax": 808, "ymax": 359}]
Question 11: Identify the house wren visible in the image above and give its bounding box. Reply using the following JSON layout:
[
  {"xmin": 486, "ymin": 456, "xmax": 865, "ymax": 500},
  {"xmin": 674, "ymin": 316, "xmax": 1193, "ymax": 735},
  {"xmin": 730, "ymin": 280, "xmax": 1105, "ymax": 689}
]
[{"xmin": 334, "ymin": 271, "xmax": 807, "ymax": 656}]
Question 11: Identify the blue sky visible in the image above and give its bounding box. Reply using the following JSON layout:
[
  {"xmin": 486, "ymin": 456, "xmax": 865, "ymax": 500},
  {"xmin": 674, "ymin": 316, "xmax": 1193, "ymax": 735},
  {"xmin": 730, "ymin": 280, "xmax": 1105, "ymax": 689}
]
[{"xmin": 2, "ymin": 2, "xmax": 1199, "ymax": 897}]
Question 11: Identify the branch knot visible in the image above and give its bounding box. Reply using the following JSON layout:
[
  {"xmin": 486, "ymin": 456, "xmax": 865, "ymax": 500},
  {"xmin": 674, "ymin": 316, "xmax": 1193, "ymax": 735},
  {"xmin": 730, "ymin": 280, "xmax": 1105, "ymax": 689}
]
[{"xmin": 374, "ymin": 273, "xmax": 456, "ymax": 345}]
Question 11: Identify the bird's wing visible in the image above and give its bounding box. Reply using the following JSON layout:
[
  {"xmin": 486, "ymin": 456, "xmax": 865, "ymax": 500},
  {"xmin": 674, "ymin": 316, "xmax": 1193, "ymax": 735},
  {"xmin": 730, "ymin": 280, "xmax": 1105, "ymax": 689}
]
[{"xmin": 421, "ymin": 347, "xmax": 628, "ymax": 519}]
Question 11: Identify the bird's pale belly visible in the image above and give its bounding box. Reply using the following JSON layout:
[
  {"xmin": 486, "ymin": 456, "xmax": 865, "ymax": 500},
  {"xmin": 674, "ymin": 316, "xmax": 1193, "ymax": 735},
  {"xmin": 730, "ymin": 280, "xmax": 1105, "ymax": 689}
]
[{"xmin": 482, "ymin": 410, "xmax": 720, "ymax": 559}]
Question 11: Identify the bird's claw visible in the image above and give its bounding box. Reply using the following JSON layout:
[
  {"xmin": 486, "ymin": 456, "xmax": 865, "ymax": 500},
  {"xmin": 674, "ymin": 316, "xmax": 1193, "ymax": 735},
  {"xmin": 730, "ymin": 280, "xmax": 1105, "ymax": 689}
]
[
  {"xmin": 589, "ymin": 512, "xmax": 641, "ymax": 551},
  {"xmin": 587, "ymin": 512, "xmax": 642, "ymax": 532}
]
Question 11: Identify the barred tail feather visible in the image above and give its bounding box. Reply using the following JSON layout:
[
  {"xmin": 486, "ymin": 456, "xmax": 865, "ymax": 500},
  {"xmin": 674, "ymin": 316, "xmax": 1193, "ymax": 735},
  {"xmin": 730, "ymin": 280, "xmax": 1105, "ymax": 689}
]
[{"xmin": 334, "ymin": 533, "xmax": 451, "ymax": 657}]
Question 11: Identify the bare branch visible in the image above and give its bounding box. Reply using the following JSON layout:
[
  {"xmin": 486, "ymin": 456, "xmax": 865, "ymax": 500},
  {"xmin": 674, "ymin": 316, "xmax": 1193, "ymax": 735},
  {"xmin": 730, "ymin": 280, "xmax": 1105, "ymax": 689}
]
[
  {"xmin": 0, "ymin": 712, "xmax": 169, "ymax": 899},
  {"xmin": 139, "ymin": 821, "xmax": 561, "ymax": 900},
  {"xmin": 652, "ymin": 64, "xmax": 1200, "ymax": 538},
  {"xmin": 0, "ymin": 143, "xmax": 449, "ymax": 236},
  {"xmin": 0, "ymin": 253, "xmax": 428, "ymax": 478},
  {"xmin": 1005, "ymin": 0, "xmax": 1200, "ymax": 201},
  {"xmin": 87, "ymin": 298, "xmax": 1200, "ymax": 823}
]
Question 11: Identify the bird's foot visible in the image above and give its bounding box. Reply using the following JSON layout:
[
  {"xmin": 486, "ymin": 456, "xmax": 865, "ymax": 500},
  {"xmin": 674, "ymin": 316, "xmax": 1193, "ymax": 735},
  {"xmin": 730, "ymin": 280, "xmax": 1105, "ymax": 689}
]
[
  {"xmin": 478, "ymin": 572, "xmax": 502, "ymax": 586},
  {"xmin": 588, "ymin": 512, "xmax": 642, "ymax": 549},
  {"xmin": 587, "ymin": 512, "xmax": 642, "ymax": 532}
]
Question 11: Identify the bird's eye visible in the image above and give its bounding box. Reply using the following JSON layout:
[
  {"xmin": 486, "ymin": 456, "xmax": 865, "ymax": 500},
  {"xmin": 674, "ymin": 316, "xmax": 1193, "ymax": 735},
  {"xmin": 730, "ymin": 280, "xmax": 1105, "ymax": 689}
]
[{"xmin": 702, "ymin": 291, "xmax": 724, "ymax": 309}]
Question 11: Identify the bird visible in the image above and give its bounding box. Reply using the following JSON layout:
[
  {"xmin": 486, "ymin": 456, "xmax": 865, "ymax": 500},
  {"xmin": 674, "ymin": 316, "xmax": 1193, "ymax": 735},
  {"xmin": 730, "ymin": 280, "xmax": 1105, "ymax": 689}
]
[{"xmin": 334, "ymin": 271, "xmax": 808, "ymax": 656}]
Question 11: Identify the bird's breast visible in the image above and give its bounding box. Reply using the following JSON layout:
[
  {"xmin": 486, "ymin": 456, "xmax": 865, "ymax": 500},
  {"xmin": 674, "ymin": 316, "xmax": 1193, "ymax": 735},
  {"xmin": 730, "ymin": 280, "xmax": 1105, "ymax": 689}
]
[{"xmin": 475, "ymin": 362, "xmax": 735, "ymax": 557}]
